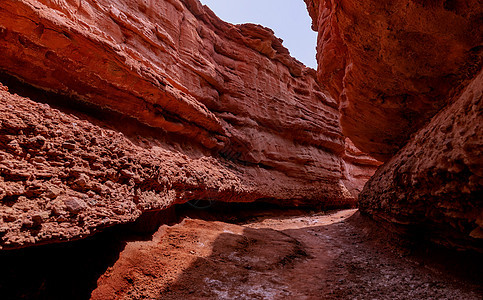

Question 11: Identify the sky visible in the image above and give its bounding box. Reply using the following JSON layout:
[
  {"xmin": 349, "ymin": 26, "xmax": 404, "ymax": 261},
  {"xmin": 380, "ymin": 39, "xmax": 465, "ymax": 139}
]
[{"xmin": 199, "ymin": 0, "xmax": 318, "ymax": 69}]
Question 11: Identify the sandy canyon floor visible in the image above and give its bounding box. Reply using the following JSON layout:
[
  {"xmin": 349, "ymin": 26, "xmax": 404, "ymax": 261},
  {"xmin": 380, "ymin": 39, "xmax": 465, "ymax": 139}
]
[
  {"xmin": 87, "ymin": 209, "xmax": 482, "ymax": 300},
  {"xmin": 0, "ymin": 207, "xmax": 481, "ymax": 299}
]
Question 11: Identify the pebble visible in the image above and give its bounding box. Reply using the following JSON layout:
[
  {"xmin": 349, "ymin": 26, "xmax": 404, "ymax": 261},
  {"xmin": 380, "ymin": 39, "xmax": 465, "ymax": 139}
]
[{"xmin": 62, "ymin": 196, "xmax": 88, "ymax": 214}]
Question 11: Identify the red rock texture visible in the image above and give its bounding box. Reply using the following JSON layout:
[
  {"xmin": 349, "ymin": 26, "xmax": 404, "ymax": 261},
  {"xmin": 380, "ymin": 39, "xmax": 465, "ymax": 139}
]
[
  {"xmin": 341, "ymin": 138, "xmax": 382, "ymax": 197},
  {"xmin": 305, "ymin": 0, "xmax": 482, "ymax": 160},
  {"xmin": 306, "ymin": 0, "xmax": 483, "ymax": 251},
  {"xmin": 0, "ymin": 0, "xmax": 338, "ymax": 155},
  {"xmin": 0, "ymin": 84, "xmax": 379, "ymax": 249},
  {"xmin": 0, "ymin": 0, "xmax": 379, "ymax": 249},
  {"xmin": 0, "ymin": 83, "xmax": 248, "ymax": 249},
  {"xmin": 0, "ymin": 0, "xmax": 379, "ymax": 190},
  {"xmin": 359, "ymin": 70, "xmax": 483, "ymax": 251}
]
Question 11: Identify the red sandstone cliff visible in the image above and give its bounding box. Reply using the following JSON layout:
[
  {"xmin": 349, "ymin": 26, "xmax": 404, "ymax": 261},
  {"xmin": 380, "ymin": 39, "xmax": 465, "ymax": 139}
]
[
  {"xmin": 306, "ymin": 0, "xmax": 482, "ymax": 251},
  {"xmin": 0, "ymin": 0, "xmax": 378, "ymax": 249},
  {"xmin": 359, "ymin": 70, "xmax": 482, "ymax": 251},
  {"xmin": 305, "ymin": 0, "xmax": 482, "ymax": 161}
]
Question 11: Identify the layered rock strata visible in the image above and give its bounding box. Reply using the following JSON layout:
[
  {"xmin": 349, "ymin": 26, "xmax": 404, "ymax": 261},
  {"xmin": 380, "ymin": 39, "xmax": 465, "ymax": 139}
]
[
  {"xmin": 305, "ymin": 0, "xmax": 482, "ymax": 160},
  {"xmin": 0, "ymin": 0, "xmax": 379, "ymax": 248},
  {"xmin": 0, "ymin": 84, "xmax": 247, "ymax": 249}
]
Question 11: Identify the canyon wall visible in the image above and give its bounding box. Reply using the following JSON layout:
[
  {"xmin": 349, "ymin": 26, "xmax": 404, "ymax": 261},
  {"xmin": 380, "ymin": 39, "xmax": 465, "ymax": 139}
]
[
  {"xmin": 305, "ymin": 0, "xmax": 482, "ymax": 161},
  {"xmin": 359, "ymin": 71, "xmax": 482, "ymax": 251},
  {"xmin": 306, "ymin": 0, "xmax": 482, "ymax": 250},
  {"xmin": 0, "ymin": 0, "xmax": 379, "ymax": 249}
]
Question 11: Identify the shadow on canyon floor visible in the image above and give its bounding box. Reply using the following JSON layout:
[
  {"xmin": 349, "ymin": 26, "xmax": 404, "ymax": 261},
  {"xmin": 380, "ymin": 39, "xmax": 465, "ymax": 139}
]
[
  {"xmin": 0, "ymin": 208, "xmax": 178, "ymax": 300},
  {"xmin": 92, "ymin": 209, "xmax": 482, "ymax": 300},
  {"xmin": 0, "ymin": 208, "xmax": 481, "ymax": 299}
]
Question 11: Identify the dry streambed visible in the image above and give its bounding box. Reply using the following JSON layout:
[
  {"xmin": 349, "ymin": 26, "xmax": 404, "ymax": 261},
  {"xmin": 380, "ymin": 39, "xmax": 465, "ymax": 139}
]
[{"xmin": 91, "ymin": 209, "xmax": 482, "ymax": 299}]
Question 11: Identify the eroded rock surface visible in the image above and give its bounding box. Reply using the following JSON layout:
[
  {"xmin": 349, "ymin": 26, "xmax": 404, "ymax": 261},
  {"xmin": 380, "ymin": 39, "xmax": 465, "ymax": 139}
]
[
  {"xmin": 0, "ymin": 0, "xmax": 378, "ymax": 196},
  {"xmin": 0, "ymin": 0, "xmax": 345, "ymax": 164},
  {"xmin": 305, "ymin": 0, "xmax": 483, "ymax": 252},
  {"xmin": 0, "ymin": 0, "xmax": 379, "ymax": 248},
  {"xmin": 0, "ymin": 84, "xmax": 249, "ymax": 248},
  {"xmin": 359, "ymin": 71, "xmax": 483, "ymax": 251},
  {"xmin": 306, "ymin": 0, "xmax": 482, "ymax": 160},
  {"xmin": 0, "ymin": 84, "xmax": 378, "ymax": 249}
]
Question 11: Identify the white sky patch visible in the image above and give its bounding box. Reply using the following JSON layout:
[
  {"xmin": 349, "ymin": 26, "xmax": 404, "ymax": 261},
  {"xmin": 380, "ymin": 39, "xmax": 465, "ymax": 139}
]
[{"xmin": 199, "ymin": 0, "xmax": 318, "ymax": 69}]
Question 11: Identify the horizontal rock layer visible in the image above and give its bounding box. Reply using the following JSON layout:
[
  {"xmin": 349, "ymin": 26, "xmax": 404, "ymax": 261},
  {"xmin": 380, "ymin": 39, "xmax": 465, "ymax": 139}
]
[
  {"xmin": 359, "ymin": 70, "xmax": 482, "ymax": 252},
  {"xmin": 0, "ymin": 0, "xmax": 342, "ymax": 156},
  {"xmin": 0, "ymin": 84, "xmax": 246, "ymax": 248},
  {"xmin": 0, "ymin": 0, "xmax": 379, "ymax": 249},
  {"xmin": 305, "ymin": 0, "xmax": 482, "ymax": 160}
]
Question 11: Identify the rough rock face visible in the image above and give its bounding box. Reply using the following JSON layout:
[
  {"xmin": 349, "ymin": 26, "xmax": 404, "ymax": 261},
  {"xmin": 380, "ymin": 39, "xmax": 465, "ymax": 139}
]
[
  {"xmin": 0, "ymin": 0, "xmax": 341, "ymax": 158},
  {"xmin": 359, "ymin": 71, "xmax": 483, "ymax": 251},
  {"xmin": 0, "ymin": 0, "xmax": 379, "ymax": 249},
  {"xmin": 305, "ymin": 0, "xmax": 482, "ymax": 160},
  {"xmin": 341, "ymin": 138, "xmax": 381, "ymax": 197},
  {"xmin": 306, "ymin": 0, "xmax": 482, "ymax": 251},
  {"xmin": 0, "ymin": 84, "xmax": 247, "ymax": 248}
]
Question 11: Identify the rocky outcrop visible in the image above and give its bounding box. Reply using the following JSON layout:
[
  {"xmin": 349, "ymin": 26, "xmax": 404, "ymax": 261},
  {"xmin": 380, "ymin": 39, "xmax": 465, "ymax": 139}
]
[
  {"xmin": 0, "ymin": 0, "xmax": 342, "ymax": 157},
  {"xmin": 0, "ymin": 84, "xmax": 248, "ymax": 249},
  {"xmin": 0, "ymin": 0, "xmax": 379, "ymax": 249},
  {"xmin": 359, "ymin": 71, "xmax": 482, "ymax": 251},
  {"xmin": 306, "ymin": 0, "xmax": 482, "ymax": 251},
  {"xmin": 305, "ymin": 0, "xmax": 482, "ymax": 160},
  {"xmin": 342, "ymin": 138, "xmax": 382, "ymax": 197}
]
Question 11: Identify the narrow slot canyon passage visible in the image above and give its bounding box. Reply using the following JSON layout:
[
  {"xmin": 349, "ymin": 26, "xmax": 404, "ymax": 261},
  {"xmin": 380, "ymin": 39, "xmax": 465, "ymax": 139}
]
[
  {"xmin": 0, "ymin": 0, "xmax": 481, "ymax": 299},
  {"xmin": 1, "ymin": 205, "xmax": 481, "ymax": 299},
  {"xmin": 91, "ymin": 208, "xmax": 482, "ymax": 299},
  {"xmin": 1, "ymin": 71, "xmax": 479, "ymax": 298}
]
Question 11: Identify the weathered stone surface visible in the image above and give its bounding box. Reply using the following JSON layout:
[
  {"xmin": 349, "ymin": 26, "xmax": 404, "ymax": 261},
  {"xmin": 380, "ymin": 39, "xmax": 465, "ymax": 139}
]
[
  {"xmin": 0, "ymin": 85, "xmax": 252, "ymax": 248},
  {"xmin": 0, "ymin": 0, "xmax": 378, "ymax": 193},
  {"xmin": 0, "ymin": 0, "xmax": 379, "ymax": 248},
  {"xmin": 0, "ymin": 79, "xmax": 372, "ymax": 250},
  {"xmin": 306, "ymin": 0, "xmax": 482, "ymax": 252},
  {"xmin": 305, "ymin": 0, "xmax": 482, "ymax": 160},
  {"xmin": 0, "ymin": 0, "xmax": 339, "ymax": 157},
  {"xmin": 342, "ymin": 138, "xmax": 382, "ymax": 197},
  {"xmin": 359, "ymin": 70, "xmax": 483, "ymax": 251}
]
